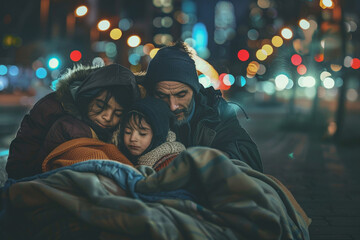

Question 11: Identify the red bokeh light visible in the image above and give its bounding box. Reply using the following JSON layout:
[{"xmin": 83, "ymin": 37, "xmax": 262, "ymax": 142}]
[
  {"xmin": 351, "ymin": 58, "xmax": 360, "ymax": 69},
  {"xmin": 297, "ymin": 64, "xmax": 307, "ymax": 75},
  {"xmin": 314, "ymin": 53, "xmax": 324, "ymax": 62},
  {"xmin": 291, "ymin": 54, "xmax": 302, "ymax": 66},
  {"xmin": 237, "ymin": 49, "xmax": 250, "ymax": 61},
  {"xmin": 218, "ymin": 73, "xmax": 231, "ymax": 90},
  {"xmin": 70, "ymin": 50, "xmax": 82, "ymax": 62}
]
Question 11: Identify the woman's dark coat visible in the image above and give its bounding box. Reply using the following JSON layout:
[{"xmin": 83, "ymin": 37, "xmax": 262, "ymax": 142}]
[{"xmin": 6, "ymin": 64, "xmax": 139, "ymax": 179}]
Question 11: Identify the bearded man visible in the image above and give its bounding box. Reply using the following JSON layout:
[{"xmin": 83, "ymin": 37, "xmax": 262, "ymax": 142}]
[{"xmin": 142, "ymin": 42, "xmax": 263, "ymax": 172}]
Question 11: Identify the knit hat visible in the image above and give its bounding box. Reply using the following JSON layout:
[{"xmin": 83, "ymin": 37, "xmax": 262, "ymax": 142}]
[
  {"xmin": 145, "ymin": 45, "xmax": 201, "ymax": 93},
  {"xmin": 126, "ymin": 97, "xmax": 173, "ymax": 152}
]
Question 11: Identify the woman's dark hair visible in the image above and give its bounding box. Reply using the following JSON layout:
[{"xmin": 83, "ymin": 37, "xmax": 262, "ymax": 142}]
[{"xmin": 77, "ymin": 85, "xmax": 133, "ymax": 117}]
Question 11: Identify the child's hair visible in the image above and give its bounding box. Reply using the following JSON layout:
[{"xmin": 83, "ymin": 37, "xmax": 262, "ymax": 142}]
[{"xmin": 119, "ymin": 97, "xmax": 173, "ymax": 159}]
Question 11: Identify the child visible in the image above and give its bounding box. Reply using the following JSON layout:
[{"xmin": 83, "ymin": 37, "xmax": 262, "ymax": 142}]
[
  {"xmin": 119, "ymin": 97, "xmax": 185, "ymax": 171},
  {"xmin": 7, "ymin": 64, "xmax": 140, "ymax": 178}
]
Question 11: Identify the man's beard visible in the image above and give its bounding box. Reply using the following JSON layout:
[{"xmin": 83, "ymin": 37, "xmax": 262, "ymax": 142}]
[{"xmin": 173, "ymin": 97, "xmax": 195, "ymax": 127}]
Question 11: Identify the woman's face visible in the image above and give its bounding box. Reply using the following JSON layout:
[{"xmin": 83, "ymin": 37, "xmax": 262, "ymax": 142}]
[
  {"xmin": 123, "ymin": 115, "xmax": 153, "ymax": 157},
  {"xmin": 88, "ymin": 91, "xmax": 124, "ymax": 129}
]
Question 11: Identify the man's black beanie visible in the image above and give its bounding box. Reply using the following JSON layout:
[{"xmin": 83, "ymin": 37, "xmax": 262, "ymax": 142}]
[{"xmin": 145, "ymin": 45, "xmax": 201, "ymax": 94}]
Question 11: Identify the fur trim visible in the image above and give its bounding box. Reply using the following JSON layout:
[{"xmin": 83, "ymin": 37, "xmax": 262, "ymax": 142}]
[{"xmin": 55, "ymin": 64, "xmax": 101, "ymax": 118}]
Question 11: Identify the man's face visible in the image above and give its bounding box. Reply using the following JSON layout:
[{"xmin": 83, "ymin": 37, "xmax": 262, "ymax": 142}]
[{"xmin": 154, "ymin": 81, "xmax": 194, "ymax": 126}]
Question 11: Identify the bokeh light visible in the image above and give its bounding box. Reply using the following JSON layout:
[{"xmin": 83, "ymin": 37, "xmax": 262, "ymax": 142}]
[
  {"xmin": 257, "ymin": 0, "xmax": 271, "ymax": 9},
  {"xmin": 271, "ymin": 35, "xmax": 283, "ymax": 47},
  {"xmin": 237, "ymin": 49, "xmax": 250, "ymax": 61},
  {"xmin": 299, "ymin": 19, "xmax": 310, "ymax": 30},
  {"xmin": 351, "ymin": 58, "xmax": 360, "ymax": 69},
  {"xmin": 75, "ymin": 5, "xmax": 88, "ymax": 17},
  {"xmin": 275, "ymin": 74, "xmax": 289, "ymax": 90},
  {"xmin": 344, "ymin": 56, "xmax": 353, "ymax": 68},
  {"xmin": 297, "ymin": 64, "xmax": 307, "ymax": 75},
  {"xmin": 314, "ymin": 53, "xmax": 324, "ymax": 62},
  {"xmin": 330, "ymin": 64, "xmax": 342, "ymax": 72},
  {"xmin": 8, "ymin": 65, "xmax": 19, "ymax": 76},
  {"xmin": 262, "ymin": 44, "xmax": 273, "ymax": 55},
  {"xmin": 143, "ymin": 43, "xmax": 155, "ymax": 55},
  {"xmin": 0, "ymin": 65, "xmax": 7, "ymax": 75},
  {"xmin": 238, "ymin": 76, "xmax": 246, "ymax": 87},
  {"xmin": 247, "ymin": 29, "xmax": 259, "ymax": 40},
  {"xmin": 247, "ymin": 61, "xmax": 260, "ymax": 76},
  {"xmin": 298, "ymin": 76, "xmax": 316, "ymax": 88},
  {"xmin": 223, "ymin": 74, "xmax": 235, "ymax": 86},
  {"xmin": 70, "ymin": 50, "xmax": 82, "ymax": 62},
  {"xmin": 149, "ymin": 48, "xmax": 160, "ymax": 58},
  {"xmin": 320, "ymin": 71, "xmax": 331, "ymax": 81},
  {"xmin": 110, "ymin": 28, "xmax": 122, "ymax": 40},
  {"xmin": 0, "ymin": 76, "xmax": 8, "ymax": 91},
  {"xmin": 346, "ymin": 89, "xmax": 358, "ymax": 101},
  {"xmin": 257, "ymin": 64, "xmax": 266, "ymax": 75},
  {"xmin": 256, "ymin": 49, "xmax": 267, "ymax": 61},
  {"xmin": 97, "ymin": 19, "xmax": 110, "ymax": 31},
  {"xmin": 119, "ymin": 18, "xmax": 132, "ymax": 31},
  {"xmin": 48, "ymin": 57, "xmax": 60, "ymax": 69},
  {"xmin": 199, "ymin": 74, "xmax": 212, "ymax": 88},
  {"xmin": 320, "ymin": 0, "xmax": 334, "ymax": 9},
  {"xmin": 291, "ymin": 54, "xmax": 302, "ymax": 66},
  {"xmin": 35, "ymin": 68, "xmax": 47, "ymax": 79},
  {"xmin": 105, "ymin": 42, "xmax": 117, "ymax": 58},
  {"xmin": 127, "ymin": 35, "xmax": 141, "ymax": 47},
  {"xmin": 128, "ymin": 53, "xmax": 141, "ymax": 65},
  {"xmin": 323, "ymin": 77, "xmax": 335, "ymax": 89},
  {"xmin": 92, "ymin": 57, "xmax": 105, "ymax": 67},
  {"xmin": 281, "ymin": 28, "xmax": 293, "ymax": 39},
  {"xmin": 161, "ymin": 16, "xmax": 173, "ymax": 28}
]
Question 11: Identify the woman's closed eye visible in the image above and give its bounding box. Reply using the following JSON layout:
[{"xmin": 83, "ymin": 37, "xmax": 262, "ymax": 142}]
[{"xmin": 114, "ymin": 110, "xmax": 123, "ymax": 118}]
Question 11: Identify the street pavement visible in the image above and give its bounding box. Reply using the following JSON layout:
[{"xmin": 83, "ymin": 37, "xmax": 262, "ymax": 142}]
[
  {"xmin": 1, "ymin": 101, "xmax": 360, "ymax": 239},
  {"xmin": 239, "ymin": 102, "xmax": 360, "ymax": 240}
]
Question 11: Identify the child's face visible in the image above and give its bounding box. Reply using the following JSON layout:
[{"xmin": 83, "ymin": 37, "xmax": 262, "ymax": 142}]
[
  {"xmin": 88, "ymin": 91, "xmax": 124, "ymax": 129},
  {"xmin": 123, "ymin": 115, "xmax": 153, "ymax": 157}
]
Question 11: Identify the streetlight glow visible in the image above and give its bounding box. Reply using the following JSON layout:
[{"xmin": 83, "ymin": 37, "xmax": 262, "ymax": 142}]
[
  {"xmin": 127, "ymin": 35, "xmax": 141, "ymax": 47},
  {"xmin": 299, "ymin": 19, "xmax": 310, "ymax": 30},
  {"xmin": 320, "ymin": 0, "xmax": 334, "ymax": 9},
  {"xmin": 281, "ymin": 28, "xmax": 293, "ymax": 40},
  {"xmin": 48, "ymin": 57, "xmax": 60, "ymax": 69},
  {"xmin": 97, "ymin": 20, "xmax": 110, "ymax": 31},
  {"xmin": 75, "ymin": 5, "xmax": 88, "ymax": 17}
]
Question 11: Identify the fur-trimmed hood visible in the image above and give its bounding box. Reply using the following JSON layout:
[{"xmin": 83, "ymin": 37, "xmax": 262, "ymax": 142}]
[
  {"xmin": 54, "ymin": 64, "xmax": 140, "ymax": 119},
  {"xmin": 55, "ymin": 64, "xmax": 100, "ymax": 119}
]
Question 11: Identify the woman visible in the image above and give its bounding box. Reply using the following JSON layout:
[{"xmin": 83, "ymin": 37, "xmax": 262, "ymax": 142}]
[{"xmin": 6, "ymin": 64, "xmax": 140, "ymax": 179}]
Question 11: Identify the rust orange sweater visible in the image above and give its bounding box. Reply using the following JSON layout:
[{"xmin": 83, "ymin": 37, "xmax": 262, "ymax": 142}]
[{"xmin": 42, "ymin": 138, "xmax": 133, "ymax": 172}]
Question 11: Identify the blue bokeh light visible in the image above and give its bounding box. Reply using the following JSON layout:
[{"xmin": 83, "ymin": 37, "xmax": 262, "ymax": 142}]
[
  {"xmin": 36, "ymin": 67, "xmax": 47, "ymax": 79},
  {"xmin": 9, "ymin": 65, "xmax": 19, "ymax": 76},
  {"xmin": 0, "ymin": 65, "xmax": 8, "ymax": 75}
]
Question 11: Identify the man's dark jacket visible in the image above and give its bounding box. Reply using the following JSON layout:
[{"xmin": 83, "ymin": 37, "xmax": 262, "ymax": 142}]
[{"xmin": 172, "ymin": 87, "xmax": 263, "ymax": 172}]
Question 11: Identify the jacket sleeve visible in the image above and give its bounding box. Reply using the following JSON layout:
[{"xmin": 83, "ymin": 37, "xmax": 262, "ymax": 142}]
[
  {"xmin": 211, "ymin": 107, "xmax": 263, "ymax": 173},
  {"xmin": 6, "ymin": 93, "xmax": 64, "ymax": 179},
  {"xmin": 37, "ymin": 115, "xmax": 93, "ymax": 164}
]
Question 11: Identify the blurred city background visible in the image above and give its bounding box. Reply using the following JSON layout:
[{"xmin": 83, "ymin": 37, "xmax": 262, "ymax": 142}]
[{"xmin": 1, "ymin": 0, "xmax": 360, "ymax": 239}]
